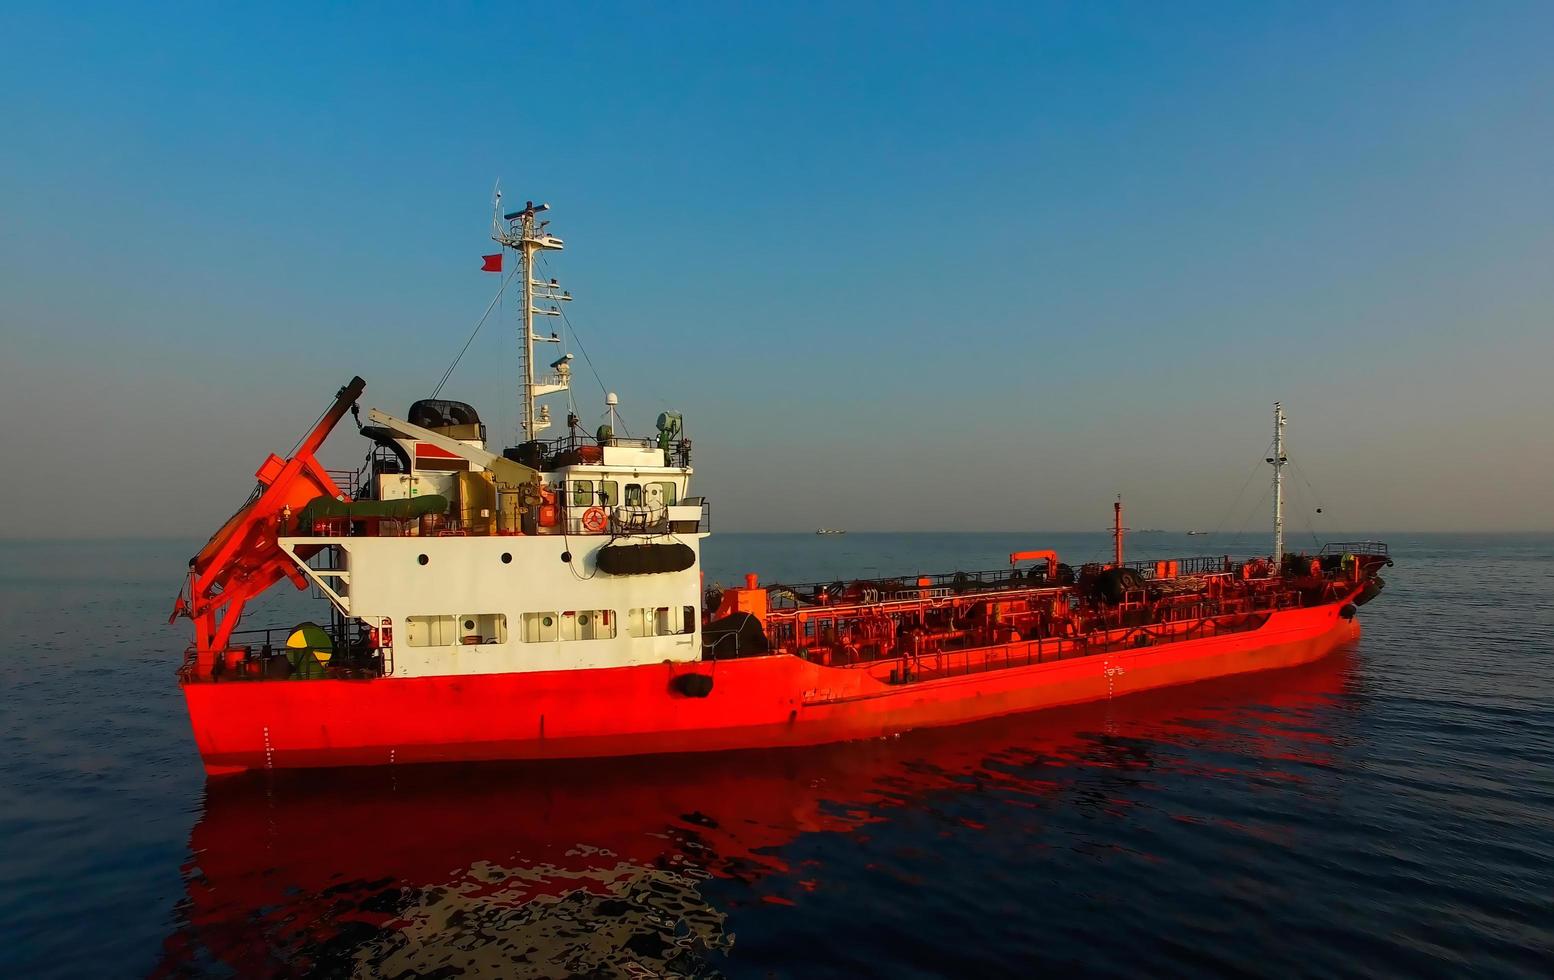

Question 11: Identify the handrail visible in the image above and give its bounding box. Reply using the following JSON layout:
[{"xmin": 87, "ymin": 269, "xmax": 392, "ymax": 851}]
[
  {"xmin": 1318, "ymin": 541, "xmax": 1389, "ymax": 556},
  {"xmin": 892, "ymin": 608, "xmax": 1274, "ymax": 684}
]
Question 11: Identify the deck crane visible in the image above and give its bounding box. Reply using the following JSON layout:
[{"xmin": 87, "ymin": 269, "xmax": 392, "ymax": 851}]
[{"xmin": 365, "ymin": 407, "xmax": 541, "ymax": 491}]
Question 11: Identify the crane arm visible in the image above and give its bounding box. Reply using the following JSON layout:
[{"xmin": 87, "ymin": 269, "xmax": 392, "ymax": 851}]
[
  {"xmin": 1009, "ymin": 549, "xmax": 1059, "ymax": 579},
  {"xmin": 365, "ymin": 407, "xmax": 540, "ymax": 487}
]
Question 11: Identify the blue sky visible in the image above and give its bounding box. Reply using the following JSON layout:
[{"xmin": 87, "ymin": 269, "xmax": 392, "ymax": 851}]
[{"xmin": 2, "ymin": 1, "xmax": 1550, "ymax": 535}]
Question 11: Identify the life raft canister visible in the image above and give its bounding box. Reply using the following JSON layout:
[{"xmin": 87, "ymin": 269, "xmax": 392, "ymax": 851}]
[{"xmin": 538, "ymin": 487, "xmax": 560, "ymax": 528}]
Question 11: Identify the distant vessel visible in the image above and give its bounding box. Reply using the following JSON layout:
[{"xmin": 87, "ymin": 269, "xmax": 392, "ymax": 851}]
[
  {"xmin": 1186, "ymin": 530, "xmax": 1207, "ymax": 536},
  {"xmin": 816, "ymin": 528, "xmax": 847, "ymax": 535},
  {"xmin": 171, "ymin": 201, "xmax": 1391, "ymax": 775}
]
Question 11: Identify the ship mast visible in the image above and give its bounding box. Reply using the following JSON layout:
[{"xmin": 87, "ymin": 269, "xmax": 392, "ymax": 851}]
[
  {"xmin": 1112, "ymin": 496, "xmax": 1125, "ymax": 566},
  {"xmin": 492, "ymin": 195, "xmax": 570, "ymax": 440},
  {"xmin": 1268, "ymin": 402, "xmax": 1287, "ymax": 568}
]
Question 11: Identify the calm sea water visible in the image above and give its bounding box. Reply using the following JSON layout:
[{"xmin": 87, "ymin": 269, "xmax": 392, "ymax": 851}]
[{"xmin": 1, "ymin": 532, "xmax": 1550, "ymax": 977}]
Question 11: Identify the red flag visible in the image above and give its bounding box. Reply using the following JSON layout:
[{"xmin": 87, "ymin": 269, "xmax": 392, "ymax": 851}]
[{"xmin": 481, "ymin": 253, "xmax": 502, "ymax": 273}]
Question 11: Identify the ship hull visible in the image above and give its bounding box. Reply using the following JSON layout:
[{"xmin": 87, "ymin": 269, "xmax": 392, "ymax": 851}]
[{"xmin": 183, "ymin": 601, "xmax": 1359, "ymax": 775}]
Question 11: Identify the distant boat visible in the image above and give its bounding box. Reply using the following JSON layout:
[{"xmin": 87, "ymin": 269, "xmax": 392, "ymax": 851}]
[
  {"xmin": 1186, "ymin": 530, "xmax": 1207, "ymax": 536},
  {"xmin": 815, "ymin": 528, "xmax": 846, "ymax": 535}
]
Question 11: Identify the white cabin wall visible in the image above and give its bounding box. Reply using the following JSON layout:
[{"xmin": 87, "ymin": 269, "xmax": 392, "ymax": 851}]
[
  {"xmin": 314, "ymin": 534, "xmax": 704, "ymax": 678},
  {"xmin": 376, "ymin": 471, "xmax": 459, "ymax": 501}
]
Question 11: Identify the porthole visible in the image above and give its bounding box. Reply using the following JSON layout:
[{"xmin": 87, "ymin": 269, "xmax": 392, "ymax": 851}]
[
  {"xmin": 542, "ymin": 616, "xmax": 555, "ymax": 627},
  {"xmin": 578, "ymin": 614, "xmax": 591, "ymax": 626},
  {"xmin": 501, "ymin": 552, "xmax": 512, "ymax": 564},
  {"xmin": 417, "ymin": 554, "xmax": 429, "ymax": 566},
  {"xmin": 463, "ymin": 619, "xmax": 475, "ymax": 631}
]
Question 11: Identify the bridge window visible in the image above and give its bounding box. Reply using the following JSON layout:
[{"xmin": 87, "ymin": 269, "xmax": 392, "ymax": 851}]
[
  {"xmin": 459, "ymin": 613, "xmax": 507, "ymax": 645},
  {"xmin": 559, "ymin": 609, "xmax": 616, "ymax": 641},
  {"xmin": 408, "ymin": 614, "xmax": 507, "ymax": 646},
  {"xmin": 406, "ymin": 615, "xmax": 456, "ymax": 646},
  {"xmin": 521, "ymin": 612, "xmax": 557, "ymax": 642},
  {"xmin": 521, "ymin": 610, "xmax": 616, "ymax": 641},
  {"xmin": 648, "ymin": 481, "xmax": 678, "ymax": 506},
  {"xmin": 628, "ymin": 606, "xmax": 697, "ymax": 638},
  {"xmin": 572, "ymin": 479, "xmax": 618, "ymax": 507}
]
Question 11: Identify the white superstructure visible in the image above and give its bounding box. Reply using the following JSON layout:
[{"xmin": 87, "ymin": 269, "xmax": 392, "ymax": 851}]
[{"xmin": 274, "ymin": 203, "xmax": 708, "ymax": 679}]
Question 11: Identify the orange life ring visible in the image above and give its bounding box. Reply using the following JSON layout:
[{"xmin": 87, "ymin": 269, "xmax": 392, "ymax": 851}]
[{"xmin": 581, "ymin": 506, "xmax": 608, "ymax": 533}]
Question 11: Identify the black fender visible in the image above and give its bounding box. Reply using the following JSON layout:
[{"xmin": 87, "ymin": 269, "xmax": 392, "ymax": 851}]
[{"xmin": 671, "ymin": 673, "xmax": 714, "ymax": 698}]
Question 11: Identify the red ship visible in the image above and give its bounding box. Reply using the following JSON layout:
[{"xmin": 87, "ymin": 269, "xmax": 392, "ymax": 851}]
[
  {"xmin": 171, "ymin": 199, "xmax": 1391, "ymax": 776},
  {"xmin": 157, "ymin": 656, "xmax": 1355, "ymax": 975}
]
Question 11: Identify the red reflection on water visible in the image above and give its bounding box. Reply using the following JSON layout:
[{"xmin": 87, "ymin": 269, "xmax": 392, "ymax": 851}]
[{"xmin": 156, "ymin": 651, "xmax": 1354, "ymax": 976}]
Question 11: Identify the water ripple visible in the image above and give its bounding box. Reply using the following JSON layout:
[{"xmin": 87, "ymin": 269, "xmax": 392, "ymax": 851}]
[{"xmin": 0, "ymin": 533, "xmax": 1551, "ymax": 977}]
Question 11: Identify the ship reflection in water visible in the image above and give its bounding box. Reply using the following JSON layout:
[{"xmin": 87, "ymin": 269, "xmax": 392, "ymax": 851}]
[{"xmin": 156, "ymin": 652, "xmax": 1358, "ymax": 976}]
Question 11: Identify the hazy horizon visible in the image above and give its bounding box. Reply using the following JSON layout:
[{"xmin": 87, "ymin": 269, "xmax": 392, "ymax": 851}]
[{"xmin": 3, "ymin": 2, "xmax": 1551, "ymax": 538}]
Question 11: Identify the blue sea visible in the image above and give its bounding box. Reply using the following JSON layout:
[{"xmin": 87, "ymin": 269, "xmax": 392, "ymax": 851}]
[{"xmin": 1, "ymin": 532, "xmax": 1550, "ymax": 977}]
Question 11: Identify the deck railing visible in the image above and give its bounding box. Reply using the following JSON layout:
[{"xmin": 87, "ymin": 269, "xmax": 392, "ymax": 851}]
[
  {"xmin": 888, "ymin": 608, "xmax": 1276, "ymax": 685},
  {"xmin": 178, "ymin": 622, "xmax": 389, "ymax": 683},
  {"xmin": 1318, "ymin": 541, "xmax": 1389, "ymax": 557},
  {"xmin": 765, "ymin": 553, "xmax": 1281, "ymax": 610}
]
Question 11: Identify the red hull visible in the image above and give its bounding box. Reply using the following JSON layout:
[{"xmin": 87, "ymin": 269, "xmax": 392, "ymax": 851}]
[{"xmin": 183, "ymin": 601, "xmax": 1360, "ymax": 775}]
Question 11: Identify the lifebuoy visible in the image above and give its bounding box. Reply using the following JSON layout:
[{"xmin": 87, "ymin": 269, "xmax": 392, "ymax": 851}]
[{"xmin": 581, "ymin": 506, "xmax": 608, "ymax": 533}]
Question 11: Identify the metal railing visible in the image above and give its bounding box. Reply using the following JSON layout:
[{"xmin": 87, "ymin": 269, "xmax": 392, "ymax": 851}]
[
  {"xmin": 326, "ymin": 466, "xmax": 367, "ymax": 499},
  {"xmin": 1119, "ymin": 555, "xmax": 1238, "ymax": 577},
  {"xmin": 889, "ymin": 609, "xmax": 1277, "ymax": 685},
  {"xmin": 555, "ymin": 480, "xmax": 710, "ymax": 536},
  {"xmin": 1319, "ymin": 541, "xmax": 1389, "ymax": 557},
  {"xmin": 511, "ymin": 432, "xmax": 693, "ymax": 470},
  {"xmin": 772, "ymin": 575, "xmax": 1307, "ymax": 679},
  {"xmin": 766, "ymin": 554, "xmax": 1260, "ymax": 610},
  {"xmin": 182, "ymin": 621, "xmax": 390, "ymax": 683}
]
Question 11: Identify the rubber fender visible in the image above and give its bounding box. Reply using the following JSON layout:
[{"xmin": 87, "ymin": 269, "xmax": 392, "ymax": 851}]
[
  {"xmin": 672, "ymin": 673, "xmax": 714, "ymax": 698},
  {"xmin": 1354, "ymin": 577, "xmax": 1385, "ymax": 606},
  {"xmin": 597, "ymin": 542, "xmax": 696, "ymax": 575},
  {"xmin": 1339, "ymin": 603, "xmax": 1358, "ymax": 620}
]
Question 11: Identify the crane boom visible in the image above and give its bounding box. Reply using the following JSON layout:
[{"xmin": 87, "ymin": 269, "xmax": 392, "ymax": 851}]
[{"xmin": 366, "ymin": 408, "xmax": 541, "ymax": 487}]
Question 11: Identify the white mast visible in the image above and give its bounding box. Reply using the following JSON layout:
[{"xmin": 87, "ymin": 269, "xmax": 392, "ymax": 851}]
[
  {"xmin": 493, "ymin": 197, "xmax": 570, "ymax": 440},
  {"xmin": 1268, "ymin": 402, "xmax": 1287, "ymax": 567}
]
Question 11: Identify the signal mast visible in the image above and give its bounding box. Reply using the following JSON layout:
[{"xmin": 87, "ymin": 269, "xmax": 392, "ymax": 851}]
[
  {"xmin": 492, "ymin": 193, "xmax": 572, "ymax": 440},
  {"xmin": 1268, "ymin": 402, "xmax": 1288, "ymax": 568}
]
